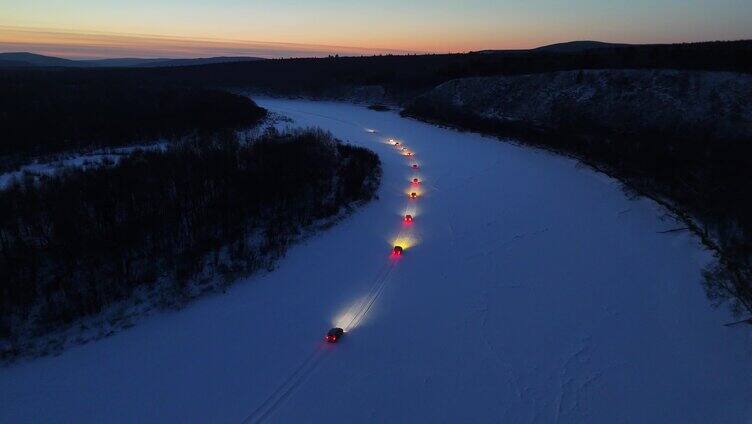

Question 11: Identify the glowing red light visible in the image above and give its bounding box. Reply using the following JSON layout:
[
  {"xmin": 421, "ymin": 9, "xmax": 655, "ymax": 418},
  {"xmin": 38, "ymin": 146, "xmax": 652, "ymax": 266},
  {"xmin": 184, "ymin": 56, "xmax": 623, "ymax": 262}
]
[
  {"xmin": 326, "ymin": 327, "xmax": 344, "ymax": 343},
  {"xmin": 412, "ymin": 178, "xmax": 419, "ymax": 184}
]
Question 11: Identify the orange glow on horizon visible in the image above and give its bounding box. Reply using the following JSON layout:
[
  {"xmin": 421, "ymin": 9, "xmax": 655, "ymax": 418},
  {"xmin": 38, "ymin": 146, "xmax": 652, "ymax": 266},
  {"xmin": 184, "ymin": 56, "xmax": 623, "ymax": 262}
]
[
  {"xmin": 0, "ymin": 24, "xmax": 594, "ymax": 60},
  {"xmin": 3, "ymin": 0, "xmax": 751, "ymax": 60},
  {"xmin": 0, "ymin": 26, "xmax": 423, "ymax": 59}
]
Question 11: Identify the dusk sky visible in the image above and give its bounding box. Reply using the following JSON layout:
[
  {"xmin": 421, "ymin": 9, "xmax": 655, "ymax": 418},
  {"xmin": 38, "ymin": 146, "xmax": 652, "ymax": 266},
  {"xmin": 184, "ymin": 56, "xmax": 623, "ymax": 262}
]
[{"xmin": 1, "ymin": 0, "xmax": 751, "ymax": 59}]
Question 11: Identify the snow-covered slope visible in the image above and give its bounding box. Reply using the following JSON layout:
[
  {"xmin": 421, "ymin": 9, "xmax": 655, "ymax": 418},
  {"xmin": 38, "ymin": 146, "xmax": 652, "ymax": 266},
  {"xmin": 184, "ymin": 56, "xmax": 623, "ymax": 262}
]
[
  {"xmin": 407, "ymin": 69, "xmax": 752, "ymax": 142},
  {"xmin": 1, "ymin": 99, "xmax": 750, "ymax": 423}
]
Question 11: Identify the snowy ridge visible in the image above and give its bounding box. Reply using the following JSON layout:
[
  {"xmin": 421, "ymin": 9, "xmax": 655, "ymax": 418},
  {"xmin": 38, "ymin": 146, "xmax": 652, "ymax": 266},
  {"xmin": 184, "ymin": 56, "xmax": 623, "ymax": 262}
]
[{"xmin": 413, "ymin": 69, "xmax": 752, "ymax": 142}]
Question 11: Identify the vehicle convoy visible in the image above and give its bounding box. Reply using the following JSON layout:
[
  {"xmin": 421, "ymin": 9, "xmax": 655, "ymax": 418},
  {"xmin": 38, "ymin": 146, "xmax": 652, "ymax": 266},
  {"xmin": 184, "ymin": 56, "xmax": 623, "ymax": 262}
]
[{"xmin": 325, "ymin": 328, "xmax": 344, "ymax": 343}]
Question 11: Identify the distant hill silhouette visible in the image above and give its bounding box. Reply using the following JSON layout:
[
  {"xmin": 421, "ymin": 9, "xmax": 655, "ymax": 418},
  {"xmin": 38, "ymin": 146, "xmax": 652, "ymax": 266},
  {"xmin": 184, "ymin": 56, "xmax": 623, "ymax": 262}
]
[
  {"xmin": 0, "ymin": 52, "xmax": 81, "ymax": 67},
  {"xmin": 476, "ymin": 40, "xmax": 633, "ymax": 54},
  {"xmin": 532, "ymin": 40, "xmax": 632, "ymax": 53},
  {"xmin": 0, "ymin": 41, "xmax": 632, "ymax": 68},
  {"xmin": 0, "ymin": 52, "xmax": 264, "ymax": 68}
]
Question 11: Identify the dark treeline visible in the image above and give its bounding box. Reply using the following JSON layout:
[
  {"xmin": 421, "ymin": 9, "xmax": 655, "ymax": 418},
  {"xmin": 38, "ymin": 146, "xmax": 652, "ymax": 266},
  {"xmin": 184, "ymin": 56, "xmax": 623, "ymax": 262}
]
[
  {"xmin": 403, "ymin": 97, "xmax": 752, "ymax": 317},
  {"xmin": 0, "ymin": 76, "xmax": 266, "ymax": 169},
  {"xmin": 2, "ymin": 40, "xmax": 750, "ymax": 105},
  {"xmin": 0, "ymin": 129, "xmax": 381, "ymax": 346},
  {"xmin": 107, "ymin": 40, "xmax": 752, "ymax": 98}
]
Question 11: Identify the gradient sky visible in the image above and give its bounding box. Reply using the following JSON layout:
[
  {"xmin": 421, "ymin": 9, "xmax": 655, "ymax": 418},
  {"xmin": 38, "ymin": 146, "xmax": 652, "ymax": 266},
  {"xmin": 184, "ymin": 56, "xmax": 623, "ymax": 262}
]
[{"xmin": 1, "ymin": 0, "xmax": 751, "ymax": 59}]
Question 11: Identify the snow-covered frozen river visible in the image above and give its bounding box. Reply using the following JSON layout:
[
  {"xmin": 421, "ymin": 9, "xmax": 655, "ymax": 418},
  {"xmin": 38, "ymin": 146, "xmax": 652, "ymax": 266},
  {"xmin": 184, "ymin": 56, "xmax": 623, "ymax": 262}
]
[{"xmin": 2, "ymin": 98, "xmax": 751, "ymax": 423}]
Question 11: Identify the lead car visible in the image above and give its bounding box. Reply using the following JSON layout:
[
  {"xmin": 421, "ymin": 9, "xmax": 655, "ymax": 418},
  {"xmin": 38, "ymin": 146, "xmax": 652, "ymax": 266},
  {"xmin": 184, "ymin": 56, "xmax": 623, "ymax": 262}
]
[{"xmin": 325, "ymin": 327, "xmax": 344, "ymax": 343}]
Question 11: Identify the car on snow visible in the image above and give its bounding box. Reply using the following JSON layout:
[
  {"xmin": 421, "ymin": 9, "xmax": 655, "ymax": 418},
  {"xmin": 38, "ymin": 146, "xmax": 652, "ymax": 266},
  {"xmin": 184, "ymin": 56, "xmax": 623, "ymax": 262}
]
[
  {"xmin": 393, "ymin": 245, "xmax": 404, "ymax": 256},
  {"xmin": 404, "ymin": 214, "xmax": 413, "ymax": 223},
  {"xmin": 412, "ymin": 164, "xmax": 419, "ymax": 169},
  {"xmin": 412, "ymin": 178, "xmax": 420, "ymax": 184},
  {"xmin": 410, "ymin": 192, "xmax": 418, "ymax": 199},
  {"xmin": 325, "ymin": 327, "xmax": 344, "ymax": 343}
]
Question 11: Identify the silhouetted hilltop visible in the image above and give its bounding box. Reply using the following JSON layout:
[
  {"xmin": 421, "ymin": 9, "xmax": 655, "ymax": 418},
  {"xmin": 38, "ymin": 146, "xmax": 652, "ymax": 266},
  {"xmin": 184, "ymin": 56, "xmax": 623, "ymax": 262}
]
[
  {"xmin": 0, "ymin": 52, "xmax": 264, "ymax": 68},
  {"xmin": 476, "ymin": 40, "xmax": 632, "ymax": 54},
  {"xmin": 0, "ymin": 52, "xmax": 81, "ymax": 67},
  {"xmin": 532, "ymin": 40, "xmax": 632, "ymax": 53}
]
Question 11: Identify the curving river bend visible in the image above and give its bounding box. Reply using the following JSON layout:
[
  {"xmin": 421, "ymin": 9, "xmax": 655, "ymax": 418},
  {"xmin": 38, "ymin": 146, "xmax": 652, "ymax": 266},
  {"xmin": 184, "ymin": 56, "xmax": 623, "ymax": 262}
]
[{"xmin": 1, "ymin": 98, "xmax": 750, "ymax": 423}]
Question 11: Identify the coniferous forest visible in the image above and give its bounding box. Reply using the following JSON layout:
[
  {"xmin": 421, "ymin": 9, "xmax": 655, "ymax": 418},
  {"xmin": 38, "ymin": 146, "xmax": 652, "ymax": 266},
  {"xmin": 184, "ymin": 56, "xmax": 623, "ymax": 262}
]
[
  {"xmin": 0, "ymin": 129, "xmax": 381, "ymax": 349},
  {"xmin": 0, "ymin": 78, "xmax": 266, "ymax": 170}
]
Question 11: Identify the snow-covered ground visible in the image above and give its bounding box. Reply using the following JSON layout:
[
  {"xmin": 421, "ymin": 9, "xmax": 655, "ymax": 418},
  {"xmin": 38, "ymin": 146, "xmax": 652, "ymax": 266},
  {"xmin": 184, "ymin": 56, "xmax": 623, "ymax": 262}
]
[
  {"xmin": 0, "ymin": 143, "xmax": 167, "ymax": 190},
  {"xmin": 1, "ymin": 98, "xmax": 750, "ymax": 423}
]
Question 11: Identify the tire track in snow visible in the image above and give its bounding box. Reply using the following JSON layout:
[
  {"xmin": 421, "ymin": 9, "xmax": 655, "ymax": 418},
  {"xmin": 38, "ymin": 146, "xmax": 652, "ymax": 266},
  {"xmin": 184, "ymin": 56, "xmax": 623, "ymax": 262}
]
[
  {"xmin": 341, "ymin": 262, "xmax": 392, "ymax": 330},
  {"xmin": 242, "ymin": 346, "xmax": 327, "ymax": 424},
  {"xmin": 346, "ymin": 262, "xmax": 398, "ymax": 331},
  {"xmin": 243, "ymin": 113, "xmax": 412, "ymax": 422},
  {"xmin": 243, "ymin": 260, "xmax": 399, "ymax": 423}
]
